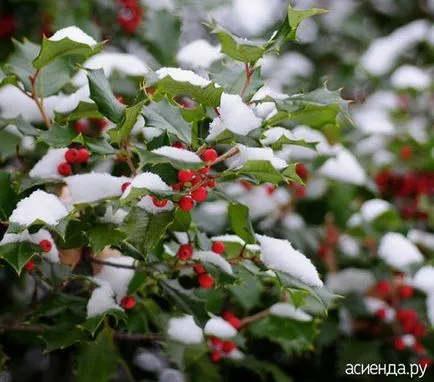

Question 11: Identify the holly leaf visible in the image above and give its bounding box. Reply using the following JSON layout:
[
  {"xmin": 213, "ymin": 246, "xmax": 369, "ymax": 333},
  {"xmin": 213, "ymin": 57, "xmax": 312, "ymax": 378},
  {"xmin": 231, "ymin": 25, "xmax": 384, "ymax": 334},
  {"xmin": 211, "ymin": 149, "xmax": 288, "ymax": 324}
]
[
  {"xmin": 79, "ymin": 310, "xmax": 127, "ymax": 337},
  {"xmin": 142, "ymin": 99, "xmax": 192, "ymax": 144},
  {"xmin": 33, "ymin": 36, "xmax": 102, "ymax": 69},
  {"xmin": 108, "ymin": 101, "xmax": 144, "ymax": 144},
  {"xmin": 55, "ymin": 101, "xmax": 102, "ymax": 124},
  {"xmin": 87, "ymin": 224, "xmax": 126, "ymax": 253},
  {"xmin": 39, "ymin": 123, "xmax": 79, "ymax": 147},
  {"xmin": 136, "ymin": 147, "xmax": 203, "ymax": 170},
  {"xmin": 87, "ymin": 68, "xmax": 125, "ymax": 123},
  {"xmin": 0, "ymin": 115, "xmax": 39, "ymax": 136},
  {"xmin": 0, "ymin": 172, "xmax": 17, "ymax": 221},
  {"xmin": 0, "ymin": 242, "xmax": 41, "ymax": 274},
  {"xmin": 222, "ymin": 160, "xmax": 286, "ymax": 185},
  {"xmin": 228, "ymin": 203, "xmax": 256, "ymax": 244},
  {"xmin": 41, "ymin": 325, "xmax": 89, "ymax": 352}
]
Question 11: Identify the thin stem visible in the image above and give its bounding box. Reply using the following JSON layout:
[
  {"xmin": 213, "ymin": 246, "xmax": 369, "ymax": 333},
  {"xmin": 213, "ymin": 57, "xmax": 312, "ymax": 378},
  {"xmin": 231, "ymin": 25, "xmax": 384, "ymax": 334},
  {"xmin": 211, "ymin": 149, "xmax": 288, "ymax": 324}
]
[
  {"xmin": 15, "ymin": 145, "xmax": 28, "ymax": 172},
  {"xmin": 29, "ymin": 70, "xmax": 52, "ymax": 128},
  {"xmin": 239, "ymin": 308, "xmax": 270, "ymax": 328},
  {"xmin": 122, "ymin": 142, "xmax": 137, "ymax": 176},
  {"xmin": 211, "ymin": 146, "xmax": 240, "ymax": 166},
  {"xmin": 240, "ymin": 63, "xmax": 254, "ymax": 98}
]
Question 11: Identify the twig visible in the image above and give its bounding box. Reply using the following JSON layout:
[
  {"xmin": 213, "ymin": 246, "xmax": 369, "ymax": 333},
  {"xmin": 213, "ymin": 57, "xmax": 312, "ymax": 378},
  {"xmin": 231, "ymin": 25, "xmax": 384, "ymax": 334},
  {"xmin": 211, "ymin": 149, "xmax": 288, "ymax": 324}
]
[
  {"xmin": 15, "ymin": 145, "xmax": 28, "ymax": 172},
  {"xmin": 239, "ymin": 308, "xmax": 270, "ymax": 328},
  {"xmin": 122, "ymin": 142, "xmax": 137, "ymax": 176},
  {"xmin": 29, "ymin": 70, "xmax": 52, "ymax": 128},
  {"xmin": 211, "ymin": 146, "xmax": 240, "ymax": 166},
  {"xmin": 240, "ymin": 63, "xmax": 254, "ymax": 98}
]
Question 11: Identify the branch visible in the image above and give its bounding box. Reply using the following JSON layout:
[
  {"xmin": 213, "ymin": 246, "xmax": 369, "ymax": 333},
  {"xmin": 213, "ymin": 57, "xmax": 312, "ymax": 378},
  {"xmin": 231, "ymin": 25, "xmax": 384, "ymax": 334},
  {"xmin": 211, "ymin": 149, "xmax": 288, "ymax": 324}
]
[
  {"xmin": 240, "ymin": 63, "xmax": 254, "ymax": 98},
  {"xmin": 29, "ymin": 70, "xmax": 52, "ymax": 128},
  {"xmin": 211, "ymin": 146, "xmax": 240, "ymax": 166},
  {"xmin": 240, "ymin": 308, "xmax": 270, "ymax": 328}
]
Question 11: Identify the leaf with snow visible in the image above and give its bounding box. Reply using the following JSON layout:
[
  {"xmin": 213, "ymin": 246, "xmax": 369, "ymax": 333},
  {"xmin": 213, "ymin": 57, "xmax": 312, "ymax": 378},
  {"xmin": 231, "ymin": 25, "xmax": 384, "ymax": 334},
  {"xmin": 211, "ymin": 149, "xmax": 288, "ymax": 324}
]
[
  {"xmin": 137, "ymin": 146, "xmax": 203, "ymax": 171},
  {"xmin": 33, "ymin": 26, "xmax": 102, "ymax": 69},
  {"xmin": 260, "ymin": 127, "xmax": 318, "ymax": 151},
  {"xmin": 204, "ymin": 317, "xmax": 237, "ymax": 339},
  {"xmin": 192, "ymin": 251, "xmax": 233, "ymax": 275},
  {"xmin": 269, "ymin": 303, "xmax": 312, "ymax": 322},
  {"xmin": 167, "ymin": 315, "xmax": 204, "ymax": 344},
  {"xmin": 177, "ymin": 39, "xmax": 223, "ymax": 69}
]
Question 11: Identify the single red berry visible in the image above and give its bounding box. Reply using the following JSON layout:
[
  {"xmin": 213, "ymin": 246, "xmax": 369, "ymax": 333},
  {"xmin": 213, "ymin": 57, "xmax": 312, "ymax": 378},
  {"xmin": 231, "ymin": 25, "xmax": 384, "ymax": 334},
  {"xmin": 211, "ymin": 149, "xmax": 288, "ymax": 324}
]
[
  {"xmin": 210, "ymin": 336, "xmax": 223, "ymax": 349},
  {"xmin": 172, "ymin": 183, "xmax": 182, "ymax": 191},
  {"xmin": 39, "ymin": 240, "xmax": 52, "ymax": 253},
  {"xmin": 120, "ymin": 296, "xmax": 136, "ymax": 310},
  {"xmin": 222, "ymin": 311, "xmax": 241, "ymax": 329},
  {"xmin": 171, "ymin": 141, "xmax": 185, "ymax": 149},
  {"xmin": 222, "ymin": 341, "xmax": 236, "ymax": 353},
  {"xmin": 241, "ymin": 180, "xmax": 254, "ymax": 190},
  {"xmin": 76, "ymin": 148, "xmax": 90, "ymax": 163},
  {"xmin": 376, "ymin": 280, "xmax": 392, "ymax": 295},
  {"xmin": 91, "ymin": 118, "xmax": 108, "ymax": 130},
  {"xmin": 398, "ymin": 285, "xmax": 414, "ymax": 299},
  {"xmin": 73, "ymin": 120, "xmax": 88, "ymax": 134},
  {"xmin": 375, "ymin": 308, "xmax": 386, "ymax": 320},
  {"xmin": 400, "ymin": 145, "xmax": 412, "ymax": 160},
  {"xmin": 199, "ymin": 166, "xmax": 210, "ymax": 175},
  {"xmin": 296, "ymin": 163, "xmax": 308, "ymax": 180},
  {"xmin": 211, "ymin": 241, "xmax": 225, "ymax": 254},
  {"xmin": 207, "ymin": 178, "xmax": 216, "ymax": 188},
  {"xmin": 65, "ymin": 148, "xmax": 79, "ymax": 163},
  {"xmin": 317, "ymin": 244, "xmax": 330, "ymax": 259},
  {"xmin": 191, "ymin": 187, "xmax": 208, "ymax": 202},
  {"xmin": 193, "ymin": 264, "xmax": 206, "ymax": 274},
  {"xmin": 393, "ymin": 337, "xmax": 405, "ymax": 351},
  {"xmin": 191, "ymin": 176, "xmax": 202, "ymax": 186},
  {"xmin": 413, "ymin": 323, "xmax": 427, "ymax": 338},
  {"xmin": 198, "ymin": 273, "xmax": 214, "ymax": 289},
  {"xmin": 202, "ymin": 148, "xmax": 218, "ymax": 162},
  {"xmin": 57, "ymin": 162, "xmax": 72, "ymax": 176},
  {"xmin": 24, "ymin": 260, "xmax": 35, "ymax": 272},
  {"xmin": 177, "ymin": 169, "xmax": 194, "ymax": 184},
  {"xmin": 177, "ymin": 244, "xmax": 193, "ymax": 261},
  {"xmin": 210, "ymin": 351, "xmax": 222, "ymax": 362},
  {"xmin": 397, "ymin": 309, "xmax": 418, "ymax": 323},
  {"xmin": 0, "ymin": 15, "xmax": 16, "ymax": 39},
  {"xmin": 121, "ymin": 182, "xmax": 131, "ymax": 192},
  {"xmin": 152, "ymin": 196, "xmax": 168, "ymax": 207},
  {"xmin": 179, "ymin": 196, "xmax": 194, "ymax": 211},
  {"xmin": 266, "ymin": 184, "xmax": 276, "ymax": 195},
  {"xmin": 294, "ymin": 184, "xmax": 306, "ymax": 198},
  {"xmin": 418, "ymin": 357, "xmax": 432, "ymax": 368}
]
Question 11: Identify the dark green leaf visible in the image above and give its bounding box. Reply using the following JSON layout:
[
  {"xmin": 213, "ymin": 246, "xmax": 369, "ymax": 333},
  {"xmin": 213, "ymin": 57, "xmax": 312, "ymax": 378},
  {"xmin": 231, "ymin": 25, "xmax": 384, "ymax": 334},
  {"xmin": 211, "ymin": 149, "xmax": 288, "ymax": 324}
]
[
  {"xmin": 87, "ymin": 224, "xmax": 126, "ymax": 253},
  {"xmin": 39, "ymin": 123, "xmax": 79, "ymax": 147},
  {"xmin": 0, "ymin": 242, "xmax": 41, "ymax": 274},
  {"xmin": 41, "ymin": 325, "xmax": 89, "ymax": 352},
  {"xmin": 228, "ymin": 203, "xmax": 256, "ymax": 244},
  {"xmin": 108, "ymin": 101, "xmax": 144, "ymax": 143},
  {"xmin": 136, "ymin": 147, "xmax": 203, "ymax": 170},
  {"xmin": 0, "ymin": 172, "xmax": 16, "ymax": 221}
]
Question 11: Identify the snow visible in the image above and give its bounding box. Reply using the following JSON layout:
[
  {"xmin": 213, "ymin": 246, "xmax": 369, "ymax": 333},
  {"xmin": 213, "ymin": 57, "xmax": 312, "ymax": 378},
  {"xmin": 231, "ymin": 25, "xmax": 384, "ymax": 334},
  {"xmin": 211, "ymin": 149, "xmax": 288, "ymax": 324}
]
[
  {"xmin": 401, "ymin": 334, "xmax": 416, "ymax": 347},
  {"xmin": 348, "ymin": 199, "xmax": 392, "ymax": 226},
  {"xmin": 29, "ymin": 148, "xmax": 69, "ymax": 180},
  {"xmin": 137, "ymin": 195, "xmax": 174, "ymax": 214},
  {"xmin": 54, "ymin": 86, "xmax": 92, "ymax": 114},
  {"xmin": 0, "ymin": 229, "xmax": 59, "ymax": 263},
  {"xmin": 211, "ymin": 235, "xmax": 260, "ymax": 252},
  {"xmin": 151, "ymin": 146, "xmax": 202, "ymax": 163},
  {"xmin": 86, "ymin": 280, "xmax": 123, "ymax": 318},
  {"xmin": 228, "ymin": 144, "xmax": 287, "ymax": 171},
  {"xmin": 269, "ymin": 303, "xmax": 312, "ymax": 321},
  {"xmin": 206, "ymin": 93, "xmax": 262, "ymax": 141},
  {"xmin": 260, "ymin": 127, "xmax": 294, "ymax": 146},
  {"xmin": 126, "ymin": 172, "xmax": 171, "ymax": 193},
  {"xmin": 411, "ymin": 266, "xmax": 434, "ymax": 294},
  {"xmin": 49, "ymin": 26, "xmax": 97, "ymax": 46},
  {"xmin": 143, "ymin": 127, "xmax": 163, "ymax": 141},
  {"xmin": 101, "ymin": 206, "xmax": 128, "ymax": 225},
  {"xmin": 282, "ymin": 213, "xmax": 305, "ymax": 230},
  {"xmin": 364, "ymin": 297, "xmax": 395, "ymax": 322},
  {"xmin": 408, "ymin": 229, "xmax": 434, "ymax": 250},
  {"xmin": 192, "ymin": 251, "xmax": 233, "ymax": 275},
  {"xmin": 338, "ymin": 234, "xmax": 360, "ymax": 257},
  {"xmin": 378, "ymin": 232, "xmax": 424, "ymax": 271},
  {"xmin": 325, "ymin": 269, "xmax": 375, "ymax": 294},
  {"xmin": 204, "ymin": 317, "xmax": 237, "ymax": 339},
  {"xmin": 167, "ymin": 315, "xmax": 204, "ymax": 344},
  {"xmin": 159, "ymin": 369, "xmax": 185, "ymax": 382},
  {"xmin": 133, "ymin": 350, "xmax": 166, "ymax": 372},
  {"xmin": 73, "ymin": 52, "xmax": 149, "ymax": 87},
  {"xmin": 65, "ymin": 173, "xmax": 130, "ymax": 204},
  {"xmin": 352, "ymin": 109, "xmax": 395, "ymax": 135},
  {"xmin": 156, "ymin": 67, "xmax": 211, "ymax": 87},
  {"xmin": 94, "ymin": 256, "xmax": 136, "ymax": 303},
  {"xmin": 356, "ymin": 135, "xmax": 387, "ymax": 156},
  {"xmin": 318, "ymin": 148, "xmax": 366, "ymax": 185},
  {"xmin": 360, "ymin": 20, "xmax": 429, "ymax": 76},
  {"xmin": 9, "ymin": 190, "xmax": 68, "ymax": 226},
  {"xmin": 225, "ymin": 349, "xmax": 244, "ymax": 360},
  {"xmin": 256, "ymin": 234, "xmax": 323, "ymax": 287},
  {"xmin": 391, "ymin": 65, "xmax": 431, "ymax": 91},
  {"xmin": 177, "ymin": 39, "xmax": 223, "ymax": 69}
]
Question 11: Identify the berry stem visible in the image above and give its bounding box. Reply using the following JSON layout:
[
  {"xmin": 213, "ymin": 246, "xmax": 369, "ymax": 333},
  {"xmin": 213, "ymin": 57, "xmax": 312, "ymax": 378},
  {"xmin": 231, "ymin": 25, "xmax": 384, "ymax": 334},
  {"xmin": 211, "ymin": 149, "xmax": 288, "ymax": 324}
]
[{"xmin": 29, "ymin": 70, "xmax": 52, "ymax": 128}]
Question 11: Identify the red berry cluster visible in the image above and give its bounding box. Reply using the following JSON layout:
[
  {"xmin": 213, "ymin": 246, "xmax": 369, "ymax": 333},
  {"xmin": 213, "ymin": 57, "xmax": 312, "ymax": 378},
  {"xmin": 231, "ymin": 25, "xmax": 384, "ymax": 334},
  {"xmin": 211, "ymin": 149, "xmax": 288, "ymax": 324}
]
[
  {"xmin": 120, "ymin": 295, "xmax": 136, "ymax": 310},
  {"xmin": 0, "ymin": 15, "xmax": 15, "ymax": 39},
  {"xmin": 58, "ymin": 148, "xmax": 90, "ymax": 176},
  {"xmin": 116, "ymin": 0, "xmax": 143, "ymax": 34},
  {"xmin": 73, "ymin": 118, "xmax": 108, "ymax": 136},
  {"xmin": 317, "ymin": 222, "xmax": 339, "ymax": 259},
  {"xmin": 209, "ymin": 337, "xmax": 237, "ymax": 362},
  {"xmin": 375, "ymin": 170, "xmax": 433, "ymax": 219},
  {"xmin": 195, "ymin": 264, "xmax": 214, "ymax": 288}
]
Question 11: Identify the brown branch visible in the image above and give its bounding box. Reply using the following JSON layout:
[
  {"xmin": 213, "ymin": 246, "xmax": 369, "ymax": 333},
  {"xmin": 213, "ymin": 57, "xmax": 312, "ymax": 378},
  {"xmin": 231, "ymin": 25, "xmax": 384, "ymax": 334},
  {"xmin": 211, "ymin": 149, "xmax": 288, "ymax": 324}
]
[
  {"xmin": 122, "ymin": 142, "xmax": 137, "ymax": 176},
  {"xmin": 211, "ymin": 146, "xmax": 240, "ymax": 166},
  {"xmin": 239, "ymin": 308, "xmax": 270, "ymax": 328},
  {"xmin": 15, "ymin": 145, "xmax": 28, "ymax": 172},
  {"xmin": 240, "ymin": 63, "xmax": 254, "ymax": 98},
  {"xmin": 29, "ymin": 70, "xmax": 52, "ymax": 128}
]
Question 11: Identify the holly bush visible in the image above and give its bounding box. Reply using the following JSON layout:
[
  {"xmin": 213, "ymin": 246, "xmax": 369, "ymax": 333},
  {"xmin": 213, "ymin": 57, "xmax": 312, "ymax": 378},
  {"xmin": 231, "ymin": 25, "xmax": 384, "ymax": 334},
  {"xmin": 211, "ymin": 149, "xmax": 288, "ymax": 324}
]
[{"xmin": 0, "ymin": 0, "xmax": 433, "ymax": 381}]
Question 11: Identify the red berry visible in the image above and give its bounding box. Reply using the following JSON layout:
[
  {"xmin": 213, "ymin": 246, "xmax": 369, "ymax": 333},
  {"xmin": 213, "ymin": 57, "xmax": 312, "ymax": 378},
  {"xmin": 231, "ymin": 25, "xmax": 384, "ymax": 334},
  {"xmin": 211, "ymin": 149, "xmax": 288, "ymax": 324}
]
[
  {"xmin": 317, "ymin": 245, "xmax": 330, "ymax": 258},
  {"xmin": 172, "ymin": 183, "xmax": 182, "ymax": 191},
  {"xmin": 191, "ymin": 187, "xmax": 208, "ymax": 202},
  {"xmin": 393, "ymin": 337, "xmax": 405, "ymax": 351},
  {"xmin": 202, "ymin": 148, "xmax": 218, "ymax": 162},
  {"xmin": 121, "ymin": 182, "xmax": 131, "ymax": 192},
  {"xmin": 57, "ymin": 162, "xmax": 72, "ymax": 176},
  {"xmin": 177, "ymin": 169, "xmax": 194, "ymax": 184},
  {"xmin": 177, "ymin": 244, "xmax": 193, "ymax": 261},
  {"xmin": 207, "ymin": 179, "xmax": 216, "ymax": 188},
  {"xmin": 199, "ymin": 166, "xmax": 210, "ymax": 175},
  {"xmin": 179, "ymin": 196, "xmax": 194, "ymax": 211},
  {"xmin": 413, "ymin": 323, "xmax": 427, "ymax": 338},
  {"xmin": 266, "ymin": 185, "xmax": 276, "ymax": 195},
  {"xmin": 418, "ymin": 357, "xmax": 432, "ymax": 368},
  {"xmin": 222, "ymin": 311, "xmax": 241, "ymax": 329},
  {"xmin": 211, "ymin": 241, "xmax": 225, "ymax": 254},
  {"xmin": 73, "ymin": 120, "xmax": 88, "ymax": 134},
  {"xmin": 24, "ymin": 260, "xmax": 35, "ymax": 272},
  {"xmin": 397, "ymin": 309, "xmax": 417, "ymax": 323},
  {"xmin": 194, "ymin": 264, "xmax": 206, "ymax": 274},
  {"xmin": 39, "ymin": 240, "xmax": 52, "ymax": 253},
  {"xmin": 222, "ymin": 341, "xmax": 236, "ymax": 353},
  {"xmin": 210, "ymin": 351, "xmax": 222, "ymax": 362},
  {"xmin": 120, "ymin": 296, "xmax": 136, "ymax": 310},
  {"xmin": 152, "ymin": 196, "xmax": 168, "ymax": 207},
  {"xmin": 65, "ymin": 148, "xmax": 79, "ymax": 163},
  {"xmin": 414, "ymin": 342, "xmax": 425, "ymax": 353},
  {"xmin": 210, "ymin": 337, "xmax": 223, "ymax": 349},
  {"xmin": 376, "ymin": 280, "xmax": 392, "ymax": 295},
  {"xmin": 91, "ymin": 118, "xmax": 108, "ymax": 130},
  {"xmin": 296, "ymin": 163, "xmax": 308, "ymax": 180},
  {"xmin": 398, "ymin": 285, "xmax": 414, "ymax": 299},
  {"xmin": 76, "ymin": 148, "xmax": 90, "ymax": 163},
  {"xmin": 191, "ymin": 176, "xmax": 202, "ymax": 186},
  {"xmin": 375, "ymin": 308, "xmax": 386, "ymax": 320},
  {"xmin": 198, "ymin": 273, "xmax": 214, "ymax": 288},
  {"xmin": 400, "ymin": 145, "xmax": 412, "ymax": 160},
  {"xmin": 171, "ymin": 141, "xmax": 185, "ymax": 149}
]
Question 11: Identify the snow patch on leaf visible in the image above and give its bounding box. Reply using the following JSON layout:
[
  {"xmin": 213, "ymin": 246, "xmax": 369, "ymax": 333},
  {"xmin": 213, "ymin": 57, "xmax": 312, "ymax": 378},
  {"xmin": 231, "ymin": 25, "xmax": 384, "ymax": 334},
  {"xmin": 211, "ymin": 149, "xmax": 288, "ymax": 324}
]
[{"xmin": 167, "ymin": 315, "xmax": 204, "ymax": 344}]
